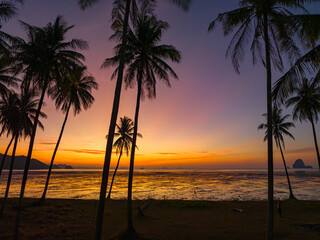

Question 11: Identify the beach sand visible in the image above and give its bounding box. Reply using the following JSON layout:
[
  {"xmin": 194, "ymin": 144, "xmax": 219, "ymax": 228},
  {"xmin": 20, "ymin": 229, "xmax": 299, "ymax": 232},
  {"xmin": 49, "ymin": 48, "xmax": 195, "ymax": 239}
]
[{"xmin": 0, "ymin": 198, "xmax": 319, "ymax": 239}]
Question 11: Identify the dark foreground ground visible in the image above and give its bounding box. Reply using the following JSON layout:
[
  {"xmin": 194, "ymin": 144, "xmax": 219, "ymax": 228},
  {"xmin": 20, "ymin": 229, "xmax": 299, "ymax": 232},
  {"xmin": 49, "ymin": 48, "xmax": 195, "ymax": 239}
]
[{"xmin": 0, "ymin": 198, "xmax": 319, "ymax": 240}]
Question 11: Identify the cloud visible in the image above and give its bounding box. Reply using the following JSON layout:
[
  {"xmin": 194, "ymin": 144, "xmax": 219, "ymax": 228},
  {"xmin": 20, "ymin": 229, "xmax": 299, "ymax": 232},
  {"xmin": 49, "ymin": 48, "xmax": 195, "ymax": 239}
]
[
  {"xmin": 61, "ymin": 149, "xmax": 105, "ymax": 155},
  {"xmin": 38, "ymin": 141, "xmax": 57, "ymax": 146},
  {"xmin": 60, "ymin": 149, "xmax": 137, "ymax": 156},
  {"xmin": 286, "ymin": 147, "xmax": 315, "ymax": 154},
  {"xmin": 198, "ymin": 151, "xmax": 209, "ymax": 154},
  {"xmin": 156, "ymin": 152, "xmax": 179, "ymax": 155}
]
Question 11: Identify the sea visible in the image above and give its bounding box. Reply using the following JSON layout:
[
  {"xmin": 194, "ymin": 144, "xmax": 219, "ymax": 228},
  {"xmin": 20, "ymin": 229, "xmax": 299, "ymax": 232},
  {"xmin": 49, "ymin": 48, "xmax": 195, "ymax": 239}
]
[{"xmin": 0, "ymin": 169, "xmax": 319, "ymax": 201}]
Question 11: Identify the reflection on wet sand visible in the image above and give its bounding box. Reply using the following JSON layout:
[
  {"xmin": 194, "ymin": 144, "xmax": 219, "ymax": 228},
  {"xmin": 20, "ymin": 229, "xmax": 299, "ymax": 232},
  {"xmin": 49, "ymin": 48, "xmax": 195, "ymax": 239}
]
[{"xmin": 0, "ymin": 170, "xmax": 319, "ymax": 201}]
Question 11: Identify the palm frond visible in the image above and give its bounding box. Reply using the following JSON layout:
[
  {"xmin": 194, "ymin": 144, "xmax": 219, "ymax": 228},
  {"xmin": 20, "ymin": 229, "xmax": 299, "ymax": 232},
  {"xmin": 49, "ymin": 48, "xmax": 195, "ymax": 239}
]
[
  {"xmin": 258, "ymin": 107, "xmax": 295, "ymax": 148},
  {"xmin": 78, "ymin": 0, "xmax": 101, "ymax": 10}
]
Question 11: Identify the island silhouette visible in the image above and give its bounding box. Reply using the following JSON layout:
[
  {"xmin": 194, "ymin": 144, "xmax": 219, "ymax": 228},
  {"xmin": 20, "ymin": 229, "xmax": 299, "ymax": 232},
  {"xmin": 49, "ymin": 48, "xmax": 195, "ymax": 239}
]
[
  {"xmin": 293, "ymin": 159, "xmax": 313, "ymax": 169},
  {"xmin": 0, "ymin": 154, "xmax": 73, "ymax": 170}
]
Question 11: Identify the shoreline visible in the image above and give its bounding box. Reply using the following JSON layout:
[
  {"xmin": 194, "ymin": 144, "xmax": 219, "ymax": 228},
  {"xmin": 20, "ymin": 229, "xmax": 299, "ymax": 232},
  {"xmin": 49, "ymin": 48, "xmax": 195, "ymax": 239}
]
[
  {"xmin": 1, "ymin": 169, "xmax": 319, "ymax": 201},
  {"xmin": 1, "ymin": 168, "xmax": 319, "ymax": 171}
]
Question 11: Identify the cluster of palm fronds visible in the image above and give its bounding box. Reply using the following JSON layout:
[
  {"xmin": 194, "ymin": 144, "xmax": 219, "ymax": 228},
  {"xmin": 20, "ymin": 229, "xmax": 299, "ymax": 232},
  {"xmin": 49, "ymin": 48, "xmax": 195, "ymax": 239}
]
[
  {"xmin": 0, "ymin": 0, "xmax": 185, "ymax": 239},
  {"xmin": 210, "ymin": 1, "xmax": 320, "ymax": 240},
  {"xmin": 96, "ymin": 1, "xmax": 183, "ymax": 239},
  {"xmin": 0, "ymin": 1, "xmax": 99, "ymax": 238},
  {"xmin": 258, "ymin": 76, "xmax": 320, "ymax": 207}
]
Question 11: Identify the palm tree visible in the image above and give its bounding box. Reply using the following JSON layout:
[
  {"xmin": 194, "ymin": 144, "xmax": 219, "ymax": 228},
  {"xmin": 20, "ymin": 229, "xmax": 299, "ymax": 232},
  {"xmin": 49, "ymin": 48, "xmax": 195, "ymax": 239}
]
[
  {"xmin": 107, "ymin": 116, "xmax": 141, "ymax": 199},
  {"xmin": 0, "ymin": 57, "xmax": 19, "ymax": 97},
  {"xmin": 0, "ymin": 0, "xmax": 23, "ymax": 23},
  {"xmin": 286, "ymin": 78, "xmax": 320, "ymax": 171},
  {"xmin": 13, "ymin": 16, "xmax": 88, "ymax": 239},
  {"xmin": 104, "ymin": 12, "xmax": 181, "ymax": 237},
  {"xmin": 0, "ymin": 1, "xmax": 17, "ymax": 23},
  {"xmin": 258, "ymin": 107, "xmax": 296, "ymax": 199},
  {"xmin": 272, "ymin": 14, "xmax": 320, "ymax": 104},
  {"xmin": 0, "ymin": 134, "xmax": 14, "ymax": 178},
  {"xmin": 40, "ymin": 66, "xmax": 98, "ymax": 202},
  {"xmin": 208, "ymin": 1, "xmax": 313, "ymax": 238},
  {"xmin": 78, "ymin": 1, "xmax": 190, "ymax": 239},
  {"xmin": 0, "ymin": 0, "xmax": 22, "ymax": 101},
  {"xmin": 0, "ymin": 87, "xmax": 46, "ymax": 218},
  {"xmin": 0, "ymin": 90, "xmax": 16, "ymax": 179},
  {"xmin": 0, "ymin": 0, "xmax": 24, "ymax": 55},
  {"xmin": 78, "ymin": 0, "xmax": 191, "ymax": 12},
  {"xmin": 0, "ymin": 57, "xmax": 20, "ymax": 178}
]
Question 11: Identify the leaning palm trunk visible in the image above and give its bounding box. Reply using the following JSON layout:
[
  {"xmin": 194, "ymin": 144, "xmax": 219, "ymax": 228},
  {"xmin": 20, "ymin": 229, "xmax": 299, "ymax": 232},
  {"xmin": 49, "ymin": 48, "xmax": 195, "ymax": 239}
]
[
  {"xmin": 263, "ymin": 12, "xmax": 274, "ymax": 240},
  {"xmin": 95, "ymin": 1, "xmax": 132, "ymax": 239},
  {"xmin": 107, "ymin": 148, "xmax": 123, "ymax": 199},
  {"xmin": 14, "ymin": 79, "xmax": 49, "ymax": 240},
  {"xmin": 0, "ymin": 134, "xmax": 18, "ymax": 218},
  {"xmin": 310, "ymin": 117, "xmax": 320, "ymax": 171},
  {"xmin": 277, "ymin": 139, "xmax": 295, "ymax": 199},
  {"xmin": 0, "ymin": 135, "xmax": 14, "ymax": 178},
  {"xmin": 41, "ymin": 101, "xmax": 72, "ymax": 201},
  {"xmin": 127, "ymin": 79, "xmax": 142, "ymax": 237}
]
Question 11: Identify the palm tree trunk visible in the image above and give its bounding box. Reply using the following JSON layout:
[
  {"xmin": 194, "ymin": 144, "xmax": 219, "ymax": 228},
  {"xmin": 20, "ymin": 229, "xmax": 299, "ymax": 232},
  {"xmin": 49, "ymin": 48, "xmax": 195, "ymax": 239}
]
[
  {"xmin": 0, "ymin": 134, "xmax": 18, "ymax": 218},
  {"xmin": 263, "ymin": 11, "xmax": 274, "ymax": 240},
  {"xmin": 310, "ymin": 117, "xmax": 320, "ymax": 171},
  {"xmin": 127, "ymin": 79, "xmax": 142, "ymax": 236},
  {"xmin": 107, "ymin": 148, "xmax": 123, "ymax": 199},
  {"xmin": 14, "ymin": 79, "xmax": 49, "ymax": 240},
  {"xmin": 278, "ymin": 139, "xmax": 295, "ymax": 199},
  {"xmin": 95, "ymin": 1, "xmax": 131, "ymax": 239},
  {"xmin": 0, "ymin": 135, "xmax": 14, "ymax": 178},
  {"xmin": 41, "ymin": 101, "xmax": 72, "ymax": 202}
]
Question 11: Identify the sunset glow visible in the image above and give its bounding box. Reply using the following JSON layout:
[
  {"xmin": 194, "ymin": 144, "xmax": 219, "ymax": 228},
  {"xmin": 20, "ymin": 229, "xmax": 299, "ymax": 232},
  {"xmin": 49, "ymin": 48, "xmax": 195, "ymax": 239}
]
[{"xmin": 0, "ymin": 0, "xmax": 318, "ymax": 169}]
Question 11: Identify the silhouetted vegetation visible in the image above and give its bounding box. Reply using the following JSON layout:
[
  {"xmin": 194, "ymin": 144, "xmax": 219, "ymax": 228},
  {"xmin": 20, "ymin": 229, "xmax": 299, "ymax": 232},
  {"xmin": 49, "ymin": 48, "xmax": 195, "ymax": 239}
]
[
  {"xmin": 0, "ymin": 87, "xmax": 46, "ymax": 217},
  {"xmin": 258, "ymin": 107, "xmax": 296, "ymax": 199},
  {"xmin": 107, "ymin": 116, "xmax": 142, "ymax": 200},
  {"xmin": 0, "ymin": 0, "xmax": 24, "ymax": 178},
  {"xmin": 209, "ymin": 1, "xmax": 318, "ymax": 239},
  {"xmin": 12, "ymin": 16, "xmax": 88, "ymax": 239},
  {"xmin": 41, "ymin": 66, "xmax": 98, "ymax": 202},
  {"xmin": 105, "ymin": 7, "xmax": 181, "ymax": 237},
  {"xmin": 286, "ymin": 78, "xmax": 320, "ymax": 171},
  {"xmin": 77, "ymin": 1, "xmax": 190, "ymax": 239}
]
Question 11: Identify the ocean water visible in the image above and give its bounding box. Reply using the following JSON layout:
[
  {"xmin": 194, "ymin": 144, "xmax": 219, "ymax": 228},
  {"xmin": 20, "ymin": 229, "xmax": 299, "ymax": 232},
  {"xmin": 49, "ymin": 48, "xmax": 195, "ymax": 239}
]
[{"xmin": 0, "ymin": 169, "xmax": 319, "ymax": 201}]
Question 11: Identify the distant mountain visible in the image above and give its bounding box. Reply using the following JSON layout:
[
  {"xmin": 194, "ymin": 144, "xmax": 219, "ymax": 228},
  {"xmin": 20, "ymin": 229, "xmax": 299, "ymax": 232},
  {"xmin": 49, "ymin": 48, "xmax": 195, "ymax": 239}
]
[
  {"xmin": 0, "ymin": 154, "xmax": 73, "ymax": 170},
  {"xmin": 293, "ymin": 159, "xmax": 313, "ymax": 169}
]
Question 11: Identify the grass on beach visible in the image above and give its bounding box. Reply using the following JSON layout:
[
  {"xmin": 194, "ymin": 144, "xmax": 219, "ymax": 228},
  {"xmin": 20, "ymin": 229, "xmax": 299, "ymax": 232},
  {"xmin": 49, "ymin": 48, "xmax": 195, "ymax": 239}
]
[{"xmin": 0, "ymin": 198, "xmax": 319, "ymax": 240}]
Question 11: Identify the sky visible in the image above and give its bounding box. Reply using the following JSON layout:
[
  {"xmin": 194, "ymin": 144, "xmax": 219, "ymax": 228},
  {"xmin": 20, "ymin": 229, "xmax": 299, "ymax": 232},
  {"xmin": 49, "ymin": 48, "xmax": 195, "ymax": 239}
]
[{"xmin": 0, "ymin": 0, "xmax": 319, "ymax": 169}]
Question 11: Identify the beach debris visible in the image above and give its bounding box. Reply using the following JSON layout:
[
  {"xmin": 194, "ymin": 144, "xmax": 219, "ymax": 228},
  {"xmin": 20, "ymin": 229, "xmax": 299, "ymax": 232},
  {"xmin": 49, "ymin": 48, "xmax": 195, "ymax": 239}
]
[
  {"xmin": 233, "ymin": 208, "xmax": 243, "ymax": 213},
  {"xmin": 277, "ymin": 198, "xmax": 282, "ymax": 217},
  {"xmin": 295, "ymin": 224, "xmax": 320, "ymax": 235},
  {"xmin": 138, "ymin": 200, "xmax": 150, "ymax": 217}
]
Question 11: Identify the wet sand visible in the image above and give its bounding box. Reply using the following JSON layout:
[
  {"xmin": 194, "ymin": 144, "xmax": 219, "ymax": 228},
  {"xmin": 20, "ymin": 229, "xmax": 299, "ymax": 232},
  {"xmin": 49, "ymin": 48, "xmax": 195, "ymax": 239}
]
[{"xmin": 1, "ymin": 170, "xmax": 319, "ymax": 201}]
